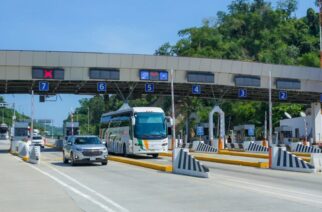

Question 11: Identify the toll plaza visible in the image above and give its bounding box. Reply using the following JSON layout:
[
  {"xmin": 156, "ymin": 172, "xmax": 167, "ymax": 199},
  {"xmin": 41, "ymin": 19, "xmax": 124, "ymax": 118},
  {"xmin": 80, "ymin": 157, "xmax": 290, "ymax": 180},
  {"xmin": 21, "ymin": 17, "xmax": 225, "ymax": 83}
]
[{"xmin": 1, "ymin": 50, "xmax": 322, "ymax": 212}]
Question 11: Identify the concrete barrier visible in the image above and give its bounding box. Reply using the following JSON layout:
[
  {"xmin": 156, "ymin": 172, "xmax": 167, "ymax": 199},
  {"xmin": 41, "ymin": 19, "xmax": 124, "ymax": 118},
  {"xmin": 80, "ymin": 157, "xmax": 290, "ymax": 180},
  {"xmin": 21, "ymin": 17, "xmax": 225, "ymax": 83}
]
[
  {"xmin": 290, "ymin": 143, "xmax": 322, "ymax": 153},
  {"xmin": 244, "ymin": 142, "xmax": 268, "ymax": 153},
  {"xmin": 29, "ymin": 145, "xmax": 40, "ymax": 164},
  {"xmin": 10, "ymin": 140, "xmax": 21, "ymax": 155},
  {"xmin": 173, "ymin": 148, "xmax": 209, "ymax": 178},
  {"xmin": 18, "ymin": 142, "xmax": 29, "ymax": 161},
  {"xmin": 271, "ymin": 147, "xmax": 315, "ymax": 173},
  {"xmin": 192, "ymin": 141, "xmax": 217, "ymax": 153},
  {"xmin": 226, "ymin": 143, "xmax": 244, "ymax": 150}
]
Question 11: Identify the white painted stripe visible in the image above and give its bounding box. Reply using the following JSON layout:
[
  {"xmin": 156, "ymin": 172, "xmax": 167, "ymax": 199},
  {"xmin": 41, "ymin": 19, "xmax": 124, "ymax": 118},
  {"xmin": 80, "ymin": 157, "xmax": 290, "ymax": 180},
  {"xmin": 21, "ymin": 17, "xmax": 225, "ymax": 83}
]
[
  {"xmin": 214, "ymin": 173, "xmax": 322, "ymax": 206},
  {"xmin": 47, "ymin": 165, "xmax": 129, "ymax": 212},
  {"xmin": 14, "ymin": 158, "xmax": 115, "ymax": 212}
]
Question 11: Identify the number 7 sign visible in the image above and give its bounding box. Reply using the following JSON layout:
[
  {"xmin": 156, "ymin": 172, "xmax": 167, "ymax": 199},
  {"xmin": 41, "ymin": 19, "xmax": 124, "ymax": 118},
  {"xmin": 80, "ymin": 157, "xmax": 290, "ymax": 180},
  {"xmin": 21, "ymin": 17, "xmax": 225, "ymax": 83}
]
[{"xmin": 39, "ymin": 81, "xmax": 49, "ymax": 91}]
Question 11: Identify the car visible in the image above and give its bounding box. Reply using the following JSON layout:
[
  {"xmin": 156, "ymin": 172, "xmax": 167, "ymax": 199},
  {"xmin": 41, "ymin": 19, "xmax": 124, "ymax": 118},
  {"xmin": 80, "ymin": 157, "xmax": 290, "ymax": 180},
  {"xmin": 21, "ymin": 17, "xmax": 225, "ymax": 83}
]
[
  {"xmin": 31, "ymin": 135, "xmax": 45, "ymax": 148},
  {"xmin": 63, "ymin": 135, "xmax": 108, "ymax": 166}
]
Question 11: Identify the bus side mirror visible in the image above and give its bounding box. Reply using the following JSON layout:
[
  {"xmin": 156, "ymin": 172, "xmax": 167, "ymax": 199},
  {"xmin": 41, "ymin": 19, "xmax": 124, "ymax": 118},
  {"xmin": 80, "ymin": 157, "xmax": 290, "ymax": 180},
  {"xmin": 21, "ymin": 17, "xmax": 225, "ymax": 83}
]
[
  {"xmin": 131, "ymin": 116, "xmax": 136, "ymax": 126},
  {"xmin": 166, "ymin": 117, "xmax": 173, "ymax": 127}
]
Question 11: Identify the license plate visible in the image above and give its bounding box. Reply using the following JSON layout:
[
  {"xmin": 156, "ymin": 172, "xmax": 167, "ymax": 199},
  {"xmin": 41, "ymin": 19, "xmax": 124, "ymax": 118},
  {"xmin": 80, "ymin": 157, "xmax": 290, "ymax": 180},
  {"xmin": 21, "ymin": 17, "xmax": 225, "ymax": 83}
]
[{"xmin": 89, "ymin": 157, "xmax": 96, "ymax": 161}]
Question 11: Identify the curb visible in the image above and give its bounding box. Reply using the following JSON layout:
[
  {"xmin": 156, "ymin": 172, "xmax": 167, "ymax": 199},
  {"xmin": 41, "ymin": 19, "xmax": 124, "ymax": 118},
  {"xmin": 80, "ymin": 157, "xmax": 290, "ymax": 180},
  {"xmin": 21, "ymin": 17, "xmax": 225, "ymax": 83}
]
[
  {"xmin": 45, "ymin": 144, "xmax": 55, "ymax": 148},
  {"xmin": 160, "ymin": 152, "xmax": 268, "ymax": 168},
  {"xmin": 219, "ymin": 150, "xmax": 267, "ymax": 159},
  {"xmin": 109, "ymin": 156, "xmax": 172, "ymax": 172},
  {"xmin": 219, "ymin": 150, "xmax": 311, "ymax": 162}
]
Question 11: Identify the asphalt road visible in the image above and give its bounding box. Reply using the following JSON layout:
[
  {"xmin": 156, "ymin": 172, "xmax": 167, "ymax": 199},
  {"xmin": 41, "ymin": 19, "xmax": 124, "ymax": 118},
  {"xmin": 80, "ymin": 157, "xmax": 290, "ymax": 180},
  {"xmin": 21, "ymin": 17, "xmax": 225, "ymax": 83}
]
[{"xmin": 1, "ymin": 139, "xmax": 322, "ymax": 212}]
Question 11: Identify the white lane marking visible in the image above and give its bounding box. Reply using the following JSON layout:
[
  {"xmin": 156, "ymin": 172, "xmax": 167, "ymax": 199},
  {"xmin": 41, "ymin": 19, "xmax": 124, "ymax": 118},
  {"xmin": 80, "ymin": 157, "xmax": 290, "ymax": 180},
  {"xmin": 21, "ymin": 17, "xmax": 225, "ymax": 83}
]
[
  {"xmin": 13, "ymin": 157, "xmax": 116, "ymax": 212},
  {"xmin": 213, "ymin": 173, "xmax": 322, "ymax": 207},
  {"xmin": 215, "ymin": 173, "xmax": 322, "ymax": 200},
  {"xmin": 46, "ymin": 164, "xmax": 129, "ymax": 212}
]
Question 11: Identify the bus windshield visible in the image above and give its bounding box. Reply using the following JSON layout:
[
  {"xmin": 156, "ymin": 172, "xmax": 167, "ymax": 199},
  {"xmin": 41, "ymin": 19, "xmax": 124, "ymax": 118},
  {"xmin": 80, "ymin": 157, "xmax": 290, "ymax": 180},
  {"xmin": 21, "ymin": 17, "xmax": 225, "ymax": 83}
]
[{"xmin": 134, "ymin": 112, "xmax": 166, "ymax": 139}]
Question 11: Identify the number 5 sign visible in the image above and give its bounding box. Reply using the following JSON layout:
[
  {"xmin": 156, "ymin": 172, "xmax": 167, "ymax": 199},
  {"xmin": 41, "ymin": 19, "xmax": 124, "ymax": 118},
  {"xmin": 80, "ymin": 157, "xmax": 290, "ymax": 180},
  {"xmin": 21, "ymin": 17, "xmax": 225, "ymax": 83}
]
[{"xmin": 97, "ymin": 82, "xmax": 107, "ymax": 92}]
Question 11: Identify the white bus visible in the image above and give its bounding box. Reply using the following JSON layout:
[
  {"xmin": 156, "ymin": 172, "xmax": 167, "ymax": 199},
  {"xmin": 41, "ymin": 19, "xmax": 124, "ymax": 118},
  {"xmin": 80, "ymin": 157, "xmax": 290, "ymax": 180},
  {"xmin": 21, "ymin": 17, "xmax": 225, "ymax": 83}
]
[{"xmin": 100, "ymin": 105, "xmax": 171, "ymax": 158}]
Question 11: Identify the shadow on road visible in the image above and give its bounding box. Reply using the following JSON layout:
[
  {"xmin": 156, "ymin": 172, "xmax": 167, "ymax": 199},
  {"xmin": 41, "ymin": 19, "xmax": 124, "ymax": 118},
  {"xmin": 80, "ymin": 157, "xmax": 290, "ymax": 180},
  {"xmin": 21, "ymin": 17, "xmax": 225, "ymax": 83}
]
[
  {"xmin": 51, "ymin": 162, "xmax": 104, "ymax": 167},
  {"xmin": 41, "ymin": 148, "xmax": 62, "ymax": 153},
  {"xmin": 0, "ymin": 149, "xmax": 9, "ymax": 154}
]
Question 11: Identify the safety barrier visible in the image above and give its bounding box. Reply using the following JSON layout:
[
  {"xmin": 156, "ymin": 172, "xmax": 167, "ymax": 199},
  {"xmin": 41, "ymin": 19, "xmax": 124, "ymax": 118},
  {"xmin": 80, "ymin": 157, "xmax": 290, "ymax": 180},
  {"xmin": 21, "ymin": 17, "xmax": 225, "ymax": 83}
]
[
  {"xmin": 271, "ymin": 147, "xmax": 315, "ymax": 173},
  {"xmin": 244, "ymin": 142, "xmax": 268, "ymax": 153},
  {"xmin": 290, "ymin": 143, "xmax": 322, "ymax": 153},
  {"xmin": 18, "ymin": 141, "xmax": 29, "ymax": 161},
  {"xmin": 192, "ymin": 141, "xmax": 217, "ymax": 153},
  {"xmin": 226, "ymin": 143, "xmax": 244, "ymax": 150},
  {"xmin": 177, "ymin": 143, "xmax": 193, "ymax": 149},
  {"xmin": 29, "ymin": 145, "xmax": 40, "ymax": 164},
  {"xmin": 310, "ymin": 154, "xmax": 322, "ymax": 172},
  {"xmin": 10, "ymin": 140, "xmax": 21, "ymax": 155},
  {"xmin": 173, "ymin": 148, "xmax": 209, "ymax": 178}
]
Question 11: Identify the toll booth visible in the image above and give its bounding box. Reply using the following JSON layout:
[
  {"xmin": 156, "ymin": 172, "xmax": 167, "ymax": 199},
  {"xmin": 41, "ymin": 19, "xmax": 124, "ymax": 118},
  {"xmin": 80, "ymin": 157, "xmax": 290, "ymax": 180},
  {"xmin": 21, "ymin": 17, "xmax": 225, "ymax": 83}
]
[
  {"xmin": 274, "ymin": 126, "xmax": 294, "ymax": 145},
  {"xmin": 64, "ymin": 122, "xmax": 79, "ymax": 137},
  {"xmin": 233, "ymin": 124, "xmax": 255, "ymax": 143}
]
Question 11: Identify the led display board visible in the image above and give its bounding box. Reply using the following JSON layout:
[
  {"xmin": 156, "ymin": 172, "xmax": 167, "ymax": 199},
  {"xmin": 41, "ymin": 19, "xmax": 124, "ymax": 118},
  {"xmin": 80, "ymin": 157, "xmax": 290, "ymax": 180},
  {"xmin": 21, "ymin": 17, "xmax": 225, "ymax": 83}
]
[
  {"xmin": 139, "ymin": 69, "xmax": 168, "ymax": 81},
  {"xmin": 89, "ymin": 68, "xmax": 120, "ymax": 80},
  {"xmin": 32, "ymin": 67, "xmax": 64, "ymax": 79},
  {"xmin": 187, "ymin": 71, "xmax": 214, "ymax": 83}
]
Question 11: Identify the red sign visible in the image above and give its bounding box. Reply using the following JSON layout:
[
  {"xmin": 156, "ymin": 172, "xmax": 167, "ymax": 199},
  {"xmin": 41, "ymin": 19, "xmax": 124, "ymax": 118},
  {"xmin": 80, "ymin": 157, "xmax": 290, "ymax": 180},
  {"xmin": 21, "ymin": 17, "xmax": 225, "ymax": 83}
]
[{"xmin": 44, "ymin": 69, "xmax": 53, "ymax": 79}]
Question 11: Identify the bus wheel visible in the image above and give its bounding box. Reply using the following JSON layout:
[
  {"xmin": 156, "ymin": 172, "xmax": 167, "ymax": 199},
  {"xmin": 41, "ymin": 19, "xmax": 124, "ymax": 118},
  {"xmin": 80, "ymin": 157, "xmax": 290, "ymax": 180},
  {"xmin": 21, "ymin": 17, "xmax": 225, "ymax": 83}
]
[
  {"xmin": 122, "ymin": 144, "xmax": 127, "ymax": 157},
  {"xmin": 152, "ymin": 154, "xmax": 159, "ymax": 159}
]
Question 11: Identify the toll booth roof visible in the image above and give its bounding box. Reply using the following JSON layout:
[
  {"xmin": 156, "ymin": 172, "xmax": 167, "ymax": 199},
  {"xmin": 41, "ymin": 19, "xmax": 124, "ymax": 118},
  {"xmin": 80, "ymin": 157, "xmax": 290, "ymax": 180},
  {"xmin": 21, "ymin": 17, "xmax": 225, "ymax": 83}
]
[{"xmin": 275, "ymin": 125, "xmax": 292, "ymax": 132}]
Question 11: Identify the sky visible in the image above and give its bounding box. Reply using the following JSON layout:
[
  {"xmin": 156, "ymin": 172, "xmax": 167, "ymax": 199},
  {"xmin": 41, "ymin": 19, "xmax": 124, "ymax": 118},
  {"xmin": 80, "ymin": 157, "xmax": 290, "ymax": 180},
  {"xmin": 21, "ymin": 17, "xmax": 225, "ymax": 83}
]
[{"xmin": 0, "ymin": 0, "xmax": 317, "ymax": 127}]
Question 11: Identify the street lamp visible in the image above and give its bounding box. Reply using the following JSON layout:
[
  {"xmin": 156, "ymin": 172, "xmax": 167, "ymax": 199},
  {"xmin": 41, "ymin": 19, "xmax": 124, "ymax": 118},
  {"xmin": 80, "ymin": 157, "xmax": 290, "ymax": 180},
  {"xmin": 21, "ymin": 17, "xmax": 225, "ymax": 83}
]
[
  {"xmin": 284, "ymin": 112, "xmax": 292, "ymax": 119},
  {"xmin": 300, "ymin": 111, "xmax": 308, "ymax": 145}
]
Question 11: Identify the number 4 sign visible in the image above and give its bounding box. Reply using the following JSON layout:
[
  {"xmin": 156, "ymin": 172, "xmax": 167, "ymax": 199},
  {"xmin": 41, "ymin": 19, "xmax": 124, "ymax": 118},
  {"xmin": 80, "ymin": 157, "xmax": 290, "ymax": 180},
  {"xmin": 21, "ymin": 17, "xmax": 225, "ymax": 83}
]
[{"xmin": 192, "ymin": 85, "xmax": 201, "ymax": 94}]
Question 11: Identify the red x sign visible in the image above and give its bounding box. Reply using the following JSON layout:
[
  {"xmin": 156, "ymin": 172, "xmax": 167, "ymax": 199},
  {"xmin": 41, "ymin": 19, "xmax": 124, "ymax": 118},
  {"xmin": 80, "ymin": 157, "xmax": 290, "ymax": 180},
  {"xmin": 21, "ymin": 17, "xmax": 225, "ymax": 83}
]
[{"xmin": 44, "ymin": 69, "xmax": 53, "ymax": 79}]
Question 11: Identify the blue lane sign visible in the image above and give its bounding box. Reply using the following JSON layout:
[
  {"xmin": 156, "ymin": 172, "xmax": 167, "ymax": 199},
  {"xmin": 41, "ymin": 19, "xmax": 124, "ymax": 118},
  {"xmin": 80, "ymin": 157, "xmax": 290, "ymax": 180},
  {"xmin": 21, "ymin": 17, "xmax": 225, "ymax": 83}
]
[
  {"xmin": 192, "ymin": 85, "xmax": 201, "ymax": 94},
  {"xmin": 238, "ymin": 89, "xmax": 247, "ymax": 98},
  {"xmin": 279, "ymin": 91, "xmax": 288, "ymax": 100},
  {"xmin": 320, "ymin": 94, "xmax": 322, "ymax": 103},
  {"xmin": 39, "ymin": 81, "xmax": 49, "ymax": 91},
  {"xmin": 248, "ymin": 128, "xmax": 255, "ymax": 136},
  {"xmin": 97, "ymin": 82, "xmax": 107, "ymax": 92},
  {"xmin": 196, "ymin": 126, "xmax": 204, "ymax": 136},
  {"xmin": 145, "ymin": 83, "xmax": 154, "ymax": 93}
]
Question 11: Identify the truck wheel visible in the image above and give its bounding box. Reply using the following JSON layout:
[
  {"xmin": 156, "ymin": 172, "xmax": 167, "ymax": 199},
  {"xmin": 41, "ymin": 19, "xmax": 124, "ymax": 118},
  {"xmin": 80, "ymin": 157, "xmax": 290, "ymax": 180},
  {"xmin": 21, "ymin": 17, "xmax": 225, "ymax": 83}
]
[
  {"xmin": 63, "ymin": 151, "xmax": 69, "ymax": 164},
  {"xmin": 122, "ymin": 144, "xmax": 127, "ymax": 157},
  {"xmin": 70, "ymin": 152, "xmax": 76, "ymax": 166}
]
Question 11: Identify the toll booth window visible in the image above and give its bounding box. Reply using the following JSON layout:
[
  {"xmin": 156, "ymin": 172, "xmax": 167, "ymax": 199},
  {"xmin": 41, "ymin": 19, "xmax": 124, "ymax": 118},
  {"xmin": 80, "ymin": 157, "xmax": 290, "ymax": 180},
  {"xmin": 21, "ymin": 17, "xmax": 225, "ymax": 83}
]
[
  {"xmin": 276, "ymin": 79, "xmax": 301, "ymax": 90},
  {"xmin": 139, "ymin": 69, "xmax": 168, "ymax": 81},
  {"xmin": 234, "ymin": 75, "xmax": 260, "ymax": 87},
  {"xmin": 89, "ymin": 68, "xmax": 120, "ymax": 80},
  {"xmin": 186, "ymin": 72, "xmax": 214, "ymax": 83}
]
